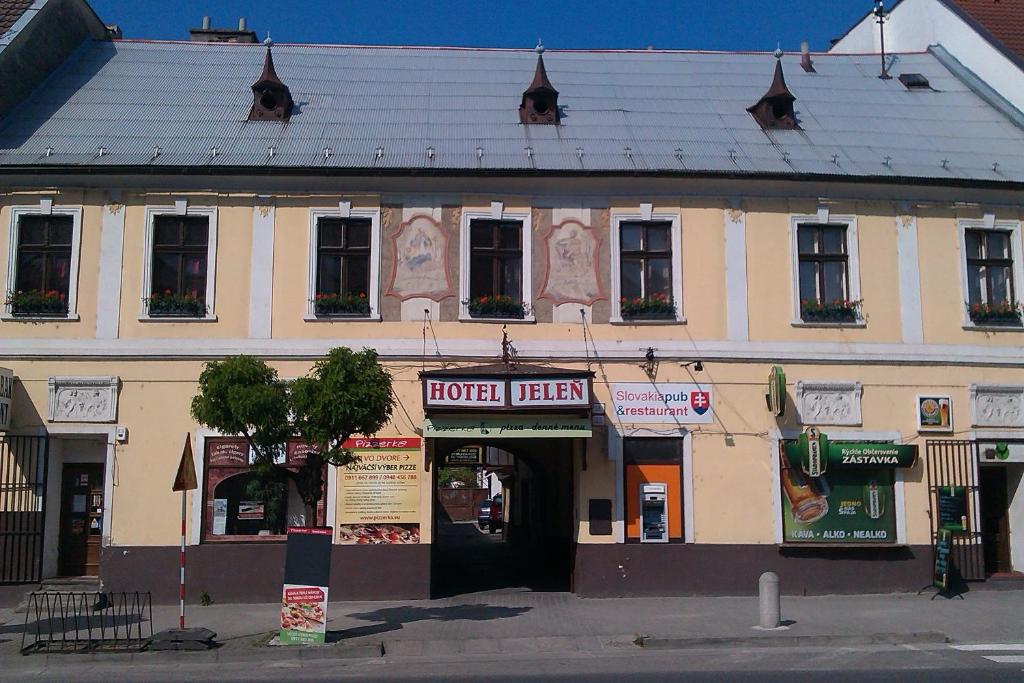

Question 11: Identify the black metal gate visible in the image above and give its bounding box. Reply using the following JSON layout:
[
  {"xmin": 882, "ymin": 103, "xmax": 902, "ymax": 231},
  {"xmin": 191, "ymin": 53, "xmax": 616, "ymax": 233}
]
[
  {"xmin": 925, "ymin": 439, "xmax": 984, "ymax": 580},
  {"xmin": 0, "ymin": 435, "xmax": 48, "ymax": 583}
]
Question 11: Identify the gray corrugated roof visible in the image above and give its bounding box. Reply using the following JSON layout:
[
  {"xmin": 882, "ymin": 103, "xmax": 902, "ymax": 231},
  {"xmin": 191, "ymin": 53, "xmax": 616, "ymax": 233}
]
[{"xmin": 0, "ymin": 39, "xmax": 1023, "ymax": 183}]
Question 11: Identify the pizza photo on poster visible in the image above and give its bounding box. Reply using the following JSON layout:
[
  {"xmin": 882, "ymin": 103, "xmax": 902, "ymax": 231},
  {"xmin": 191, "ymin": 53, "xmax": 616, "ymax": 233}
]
[{"xmin": 337, "ymin": 523, "xmax": 420, "ymax": 545}]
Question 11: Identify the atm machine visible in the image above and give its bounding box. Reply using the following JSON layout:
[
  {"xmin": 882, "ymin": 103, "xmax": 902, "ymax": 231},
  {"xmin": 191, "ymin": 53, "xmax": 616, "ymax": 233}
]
[{"xmin": 640, "ymin": 483, "xmax": 668, "ymax": 543}]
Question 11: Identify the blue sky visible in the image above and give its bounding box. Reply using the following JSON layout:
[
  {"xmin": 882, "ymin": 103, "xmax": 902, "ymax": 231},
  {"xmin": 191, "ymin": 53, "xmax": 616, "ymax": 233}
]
[{"xmin": 90, "ymin": 1, "xmax": 872, "ymax": 52}]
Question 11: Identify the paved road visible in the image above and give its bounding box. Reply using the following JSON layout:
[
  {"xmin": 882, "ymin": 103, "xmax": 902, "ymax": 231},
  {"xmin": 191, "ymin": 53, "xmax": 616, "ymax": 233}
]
[{"xmin": 6, "ymin": 642, "xmax": 1024, "ymax": 682}]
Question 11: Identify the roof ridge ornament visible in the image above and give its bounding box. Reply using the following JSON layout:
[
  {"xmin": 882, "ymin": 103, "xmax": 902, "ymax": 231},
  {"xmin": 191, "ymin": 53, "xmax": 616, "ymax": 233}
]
[
  {"xmin": 520, "ymin": 42, "xmax": 559, "ymax": 125},
  {"xmin": 248, "ymin": 38, "xmax": 294, "ymax": 122},
  {"xmin": 747, "ymin": 53, "xmax": 799, "ymax": 130}
]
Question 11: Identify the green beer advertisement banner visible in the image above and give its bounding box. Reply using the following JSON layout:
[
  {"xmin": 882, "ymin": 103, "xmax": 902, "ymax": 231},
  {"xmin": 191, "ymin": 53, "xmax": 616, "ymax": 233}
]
[{"xmin": 780, "ymin": 454, "xmax": 897, "ymax": 544}]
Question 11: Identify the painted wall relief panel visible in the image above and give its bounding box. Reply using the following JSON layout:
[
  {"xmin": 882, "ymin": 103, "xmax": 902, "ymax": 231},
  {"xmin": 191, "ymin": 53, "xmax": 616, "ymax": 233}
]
[
  {"xmin": 538, "ymin": 219, "xmax": 604, "ymax": 305},
  {"xmin": 386, "ymin": 214, "xmax": 453, "ymax": 301}
]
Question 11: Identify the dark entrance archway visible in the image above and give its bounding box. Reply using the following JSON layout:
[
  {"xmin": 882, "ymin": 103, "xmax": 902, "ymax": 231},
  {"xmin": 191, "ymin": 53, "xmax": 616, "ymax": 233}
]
[{"xmin": 430, "ymin": 438, "xmax": 575, "ymax": 597}]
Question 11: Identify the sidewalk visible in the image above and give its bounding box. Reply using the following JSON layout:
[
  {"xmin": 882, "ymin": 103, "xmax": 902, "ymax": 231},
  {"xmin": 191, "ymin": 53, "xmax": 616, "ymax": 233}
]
[{"xmin": 2, "ymin": 588, "xmax": 1022, "ymax": 662}]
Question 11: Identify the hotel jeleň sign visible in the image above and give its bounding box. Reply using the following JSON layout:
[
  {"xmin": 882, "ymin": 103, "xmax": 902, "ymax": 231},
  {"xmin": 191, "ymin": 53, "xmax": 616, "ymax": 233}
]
[{"xmin": 424, "ymin": 377, "xmax": 590, "ymax": 409}]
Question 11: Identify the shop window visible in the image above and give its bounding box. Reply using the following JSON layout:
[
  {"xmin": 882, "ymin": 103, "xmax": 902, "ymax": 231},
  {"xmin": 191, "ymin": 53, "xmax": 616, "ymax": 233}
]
[
  {"xmin": 306, "ymin": 208, "xmax": 381, "ymax": 320},
  {"xmin": 5, "ymin": 209, "xmax": 81, "ymax": 319},
  {"xmin": 141, "ymin": 207, "xmax": 217, "ymax": 320},
  {"xmin": 610, "ymin": 212, "xmax": 683, "ymax": 323},
  {"xmin": 623, "ymin": 438, "xmax": 686, "ymax": 543},
  {"xmin": 202, "ymin": 438, "xmax": 326, "ymax": 542},
  {"xmin": 466, "ymin": 219, "xmax": 526, "ymax": 319},
  {"xmin": 778, "ymin": 440, "xmax": 898, "ymax": 545},
  {"xmin": 964, "ymin": 227, "xmax": 1021, "ymax": 326}
]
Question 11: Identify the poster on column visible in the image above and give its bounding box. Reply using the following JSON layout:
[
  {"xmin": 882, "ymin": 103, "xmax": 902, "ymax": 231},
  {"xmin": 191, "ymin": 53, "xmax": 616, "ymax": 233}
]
[
  {"xmin": 279, "ymin": 527, "xmax": 332, "ymax": 645},
  {"xmin": 338, "ymin": 437, "xmax": 422, "ymax": 545}
]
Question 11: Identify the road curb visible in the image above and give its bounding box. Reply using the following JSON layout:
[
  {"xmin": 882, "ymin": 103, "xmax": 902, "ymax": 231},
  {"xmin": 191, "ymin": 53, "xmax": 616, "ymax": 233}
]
[{"xmin": 636, "ymin": 631, "xmax": 951, "ymax": 650}]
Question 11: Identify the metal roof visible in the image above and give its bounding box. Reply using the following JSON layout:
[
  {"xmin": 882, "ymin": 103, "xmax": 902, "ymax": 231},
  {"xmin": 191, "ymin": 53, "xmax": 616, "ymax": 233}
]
[{"xmin": 1, "ymin": 39, "xmax": 1023, "ymax": 183}]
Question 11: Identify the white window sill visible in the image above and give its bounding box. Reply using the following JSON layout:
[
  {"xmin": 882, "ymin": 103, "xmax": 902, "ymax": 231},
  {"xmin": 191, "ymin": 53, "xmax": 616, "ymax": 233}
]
[
  {"xmin": 962, "ymin": 323, "xmax": 1024, "ymax": 332},
  {"xmin": 138, "ymin": 315, "xmax": 218, "ymax": 323},
  {"xmin": 303, "ymin": 314, "xmax": 382, "ymax": 322},
  {"xmin": 1, "ymin": 314, "xmax": 80, "ymax": 322},
  {"xmin": 791, "ymin": 320, "xmax": 867, "ymax": 329},
  {"xmin": 458, "ymin": 315, "xmax": 536, "ymax": 324},
  {"xmin": 610, "ymin": 316, "xmax": 686, "ymax": 326}
]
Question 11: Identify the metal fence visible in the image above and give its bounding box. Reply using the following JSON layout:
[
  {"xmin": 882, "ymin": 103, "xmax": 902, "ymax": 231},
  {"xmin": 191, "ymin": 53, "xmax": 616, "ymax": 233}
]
[
  {"xmin": 20, "ymin": 591, "xmax": 153, "ymax": 653},
  {"xmin": 925, "ymin": 439, "xmax": 985, "ymax": 581},
  {"xmin": 0, "ymin": 435, "xmax": 48, "ymax": 584}
]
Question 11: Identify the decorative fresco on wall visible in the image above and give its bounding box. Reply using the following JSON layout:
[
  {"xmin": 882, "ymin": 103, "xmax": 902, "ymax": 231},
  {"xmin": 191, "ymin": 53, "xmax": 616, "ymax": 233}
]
[
  {"xmin": 538, "ymin": 219, "xmax": 604, "ymax": 305},
  {"xmin": 386, "ymin": 214, "xmax": 453, "ymax": 300}
]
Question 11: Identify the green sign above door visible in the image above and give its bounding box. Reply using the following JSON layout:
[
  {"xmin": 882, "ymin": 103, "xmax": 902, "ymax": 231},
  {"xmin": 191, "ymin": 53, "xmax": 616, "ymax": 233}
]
[
  {"xmin": 785, "ymin": 436, "xmax": 918, "ymax": 472},
  {"xmin": 423, "ymin": 416, "xmax": 592, "ymax": 439}
]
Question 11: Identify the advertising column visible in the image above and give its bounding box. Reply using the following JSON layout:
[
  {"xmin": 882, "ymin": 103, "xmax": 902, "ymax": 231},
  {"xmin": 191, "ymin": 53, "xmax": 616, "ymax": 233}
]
[{"xmin": 338, "ymin": 437, "xmax": 422, "ymax": 545}]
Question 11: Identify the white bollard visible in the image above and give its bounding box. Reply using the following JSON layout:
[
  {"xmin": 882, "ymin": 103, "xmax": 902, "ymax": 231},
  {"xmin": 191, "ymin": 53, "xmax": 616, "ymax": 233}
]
[{"xmin": 758, "ymin": 571, "xmax": 781, "ymax": 629}]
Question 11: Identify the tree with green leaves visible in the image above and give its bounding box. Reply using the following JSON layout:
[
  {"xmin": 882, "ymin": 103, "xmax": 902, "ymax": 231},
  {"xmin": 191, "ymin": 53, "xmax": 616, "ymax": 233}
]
[{"xmin": 190, "ymin": 347, "xmax": 395, "ymax": 527}]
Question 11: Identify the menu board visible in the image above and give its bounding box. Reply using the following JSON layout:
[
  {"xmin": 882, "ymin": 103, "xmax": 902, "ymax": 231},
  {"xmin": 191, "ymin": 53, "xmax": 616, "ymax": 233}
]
[
  {"xmin": 280, "ymin": 527, "xmax": 332, "ymax": 645},
  {"xmin": 338, "ymin": 437, "xmax": 421, "ymax": 544},
  {"xmin": 937, "ymin": 486, "xmax": 968, "ymax": 532},
  {"xmin": 934, "ymin": 529, "xmax": 953, "ymax": 591},
  {"xmin": 780, "ymin": 452, "xmax": 897, "ymax": 544}
]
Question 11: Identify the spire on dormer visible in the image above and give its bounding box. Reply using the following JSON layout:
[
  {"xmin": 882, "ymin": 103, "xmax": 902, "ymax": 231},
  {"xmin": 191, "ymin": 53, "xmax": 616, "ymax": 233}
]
[
  {"xmin": 520, "ymin": 41, "xmax": 560, "ymax": 125},
  {"xmin": 747, "ymin": 51, "xmax": 798, "ymax": 130},
  {"xmin": 249, "ymin": 37, "xmax": 294, "ymax": 122}
]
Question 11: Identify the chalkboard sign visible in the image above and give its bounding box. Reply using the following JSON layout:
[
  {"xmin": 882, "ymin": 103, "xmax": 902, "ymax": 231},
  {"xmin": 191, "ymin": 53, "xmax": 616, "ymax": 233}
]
[
  {"xmin": 937, "ymin": 486, "xmax": 967, "ymax": 532},
  {"xmin": 280, "ymin": 527, "xmax": 332, "ymax": 645},
  {"xmin": 934, "ymin": 528, "xmax": 953, "ymax": 591}
]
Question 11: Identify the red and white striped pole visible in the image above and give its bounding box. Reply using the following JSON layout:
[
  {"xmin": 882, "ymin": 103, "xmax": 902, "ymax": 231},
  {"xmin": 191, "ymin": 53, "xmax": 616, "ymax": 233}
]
[{"xmin": 180, "ymin": 489, "xmax": 186, "ymax": 630}]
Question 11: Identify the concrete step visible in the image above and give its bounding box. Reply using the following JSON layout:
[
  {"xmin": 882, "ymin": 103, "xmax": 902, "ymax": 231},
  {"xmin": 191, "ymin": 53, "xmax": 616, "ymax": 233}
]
[{"xmin": 13, "ymin": 578, "xmax": 102, "ymax": 613}]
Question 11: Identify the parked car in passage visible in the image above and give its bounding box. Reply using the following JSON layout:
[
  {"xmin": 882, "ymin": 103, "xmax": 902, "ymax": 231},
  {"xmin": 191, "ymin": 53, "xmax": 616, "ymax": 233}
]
[
  {"xmin": 478, "ymin": 500, "xmax": 491, "ymax": 530},
  {"xmin": 488, "ymin": 494, "xmax": 503, "ymax": 533}
]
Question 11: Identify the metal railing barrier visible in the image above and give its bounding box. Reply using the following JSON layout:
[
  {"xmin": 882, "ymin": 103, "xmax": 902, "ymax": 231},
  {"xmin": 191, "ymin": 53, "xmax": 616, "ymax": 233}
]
[{"xmin": 20, "ymin": 591, "xmax": 153, "ymax": 653}]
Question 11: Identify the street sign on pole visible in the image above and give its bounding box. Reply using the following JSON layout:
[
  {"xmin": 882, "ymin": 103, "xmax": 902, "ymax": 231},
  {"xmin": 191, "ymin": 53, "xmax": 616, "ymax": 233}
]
[{"xmin": 172, "ymin": 434, "xmax": 197, "ymax": 630}]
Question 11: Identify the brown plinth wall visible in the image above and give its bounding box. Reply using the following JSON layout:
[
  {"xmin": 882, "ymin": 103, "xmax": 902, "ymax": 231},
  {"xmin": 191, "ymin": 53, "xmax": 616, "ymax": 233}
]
[
  {"xmin": 573, "ymin": 543, "xmax": 934, "ymax": 597},
  {"xmin": 100, "ymin": 544, "xmax": 431, "ymax": 604}
]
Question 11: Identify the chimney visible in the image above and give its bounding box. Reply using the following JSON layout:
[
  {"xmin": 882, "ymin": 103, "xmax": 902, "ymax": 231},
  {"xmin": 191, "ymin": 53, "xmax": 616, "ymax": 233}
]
[
  {"xmin": 800, "ymin": 41, "xmax": 815, "ymax": 73},
  {"xmin": 189, "ymin": 16, "xmax": 257, "ymax": 43}
]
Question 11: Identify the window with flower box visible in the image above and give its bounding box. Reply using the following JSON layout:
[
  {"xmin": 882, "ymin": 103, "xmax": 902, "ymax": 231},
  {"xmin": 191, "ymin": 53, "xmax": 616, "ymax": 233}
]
[
  {"xmin": 618, "ymin": 220, "xmax": 675, "ymax": 320},
  {"xmin": 146, "ymin": 215, "xmax": 209, "ymax": 317},
  {"xmin": 465, "ymin": 219, "xmax": 527, "ymax": 319},
  {"xmin": 796, "ymin": 222, "xmax": 861, "ymax": 323},
  {"xmin": 4, "ymin": 207, "xmax": 81, "ymax": 320},
  {"xmin": 964, "ymin": 228, "xmax": 1021, "ymax": 326},
  {"xmin": 312, "ymin": 217, "xmax": 372, "ymax": 317},
  {"xmin": 141, "ymin": 207, "xmax": 217, "ymax": 321}
]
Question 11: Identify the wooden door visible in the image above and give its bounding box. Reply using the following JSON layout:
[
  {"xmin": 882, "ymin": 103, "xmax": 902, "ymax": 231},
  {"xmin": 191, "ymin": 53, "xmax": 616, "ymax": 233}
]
[
  {"xmin": 980, "ymin": 466, "xmax": 1012, "ymax": 575},
  {"xmin": 58, "ymin": 463, "xmax": 103, "ymax": 577}
]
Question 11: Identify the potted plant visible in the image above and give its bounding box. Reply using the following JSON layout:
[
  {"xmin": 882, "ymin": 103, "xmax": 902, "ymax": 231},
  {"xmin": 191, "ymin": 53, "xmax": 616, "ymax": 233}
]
[
  {"xmin": 620, "ymin": 292, "xmax": 675, "ymax": 320},
  {"xmin": 5, "ymin": 289, "xmax": 68, "ymax": 317},
  {"xmin": 968, "ymin": 300, "xmax": 1022, "ymax": 326},
  {"xmin": 800, "ymin": 298, "xmax": 861, "ymax": 323},
  {"xmin": 146, "ymin": 290, "xmax": 207, "ymax": 317},
  {"xmin": 312, "ymin": 292, "xmax": 371, "ymax": 317},
  {"xmin": 464, "ymin": 294, "xmax": 527, "ymax": 319}
]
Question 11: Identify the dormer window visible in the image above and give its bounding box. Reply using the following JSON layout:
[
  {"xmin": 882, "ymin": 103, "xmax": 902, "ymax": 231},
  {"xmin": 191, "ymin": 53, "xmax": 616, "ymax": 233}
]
[
  {"xmin": 519, "ymin": 42, "xmax": 559, "ymax": 125},
  {"xmin": 249, "ymin": 39, "xmax": 293, "ymax": 122},
  {"xmin": 747, "ymin": 52, "xmax": 798, "ymax": 130}
]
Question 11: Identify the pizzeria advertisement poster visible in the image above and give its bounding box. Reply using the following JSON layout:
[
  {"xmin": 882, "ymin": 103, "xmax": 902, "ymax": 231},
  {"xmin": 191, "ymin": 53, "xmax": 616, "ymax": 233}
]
[
  {"xmin": 280, "ymin": 527, "xmax": 332, "ymax": 646},
  {"xmin": 338, "ymin": 437, "xmax": 421, "ymax": 543},
  {"xmin": 780, "ymin": 459, "xmax": 898, "ymax": 544}
]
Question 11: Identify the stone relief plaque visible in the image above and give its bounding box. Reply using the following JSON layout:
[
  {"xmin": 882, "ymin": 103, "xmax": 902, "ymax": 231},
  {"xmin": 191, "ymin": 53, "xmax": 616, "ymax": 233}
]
[
  {"xmin": 796, "ymin": 381, "xmax": 862, "ymax": 426},
  {"xmin": 538, "ymin": 219, "xmax": 604, "ymax": 305},
  {"xmin": 48, "ymin": 376, "xmax": 120, "ymax": 423},
  {"xmin": 971, "ymin": 384, "xmax": 1024, "ymax": 427},
  {"xmin": 386, "ymin": 214, "xmax": 453, "ymax": 301}
]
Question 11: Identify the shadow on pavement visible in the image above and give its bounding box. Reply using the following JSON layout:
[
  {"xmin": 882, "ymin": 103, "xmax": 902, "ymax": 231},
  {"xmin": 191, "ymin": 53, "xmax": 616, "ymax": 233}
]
[{"xmin": 337, "ymin": 603, "xmax": 532, "ymax": 640}]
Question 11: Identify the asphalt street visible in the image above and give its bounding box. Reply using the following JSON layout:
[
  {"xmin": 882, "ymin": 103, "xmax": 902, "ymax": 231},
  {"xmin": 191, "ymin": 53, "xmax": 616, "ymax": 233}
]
[{"xmin": 6, "ymin": 642, "xmax": 1024, "ymax": 682}]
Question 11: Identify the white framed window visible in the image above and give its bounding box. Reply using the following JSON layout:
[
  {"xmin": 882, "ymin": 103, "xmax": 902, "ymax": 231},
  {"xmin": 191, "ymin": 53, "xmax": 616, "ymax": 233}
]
[
  {"xmin": 4, "ymin": 205, "xmax": 83, "ymax": 321},
  {"xmin": 459, "ymin": 210, "xmax": 534, "ymax": 322},
  {"xmin": 306, "ymin": 207, "xmax": 381, "ymax": 321},
  {"xmin": 789, "ymin": 215, "xmax": 863, "ymax": 326},
  {"xmin": 140, "ymin": 206, "xmax": 217, "ymax": 321},
  {"xmin": 958, "ymin": 218, "xmax": 1024, "ymax": 329},
  {"xmin": 610, "ymin": 211, "xmax": 683, "ymax": 323}
]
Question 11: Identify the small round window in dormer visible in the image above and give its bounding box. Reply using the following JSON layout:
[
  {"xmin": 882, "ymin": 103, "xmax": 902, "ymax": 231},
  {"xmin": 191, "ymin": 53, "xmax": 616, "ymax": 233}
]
[
  {"xmin": 532, "ymin": 97, "xmax": 550, "ymax": 115},
  {"xmin": 260, "ymin": 91, "xmax": 278, "ymax": 111}
]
